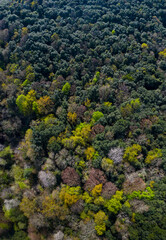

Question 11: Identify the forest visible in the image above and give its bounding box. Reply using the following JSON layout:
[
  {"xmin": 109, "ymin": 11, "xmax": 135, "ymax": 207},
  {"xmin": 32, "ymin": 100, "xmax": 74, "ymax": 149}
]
[{"xmin": 0, "ymin": 0, "xmax": 166, "ymax": 239}]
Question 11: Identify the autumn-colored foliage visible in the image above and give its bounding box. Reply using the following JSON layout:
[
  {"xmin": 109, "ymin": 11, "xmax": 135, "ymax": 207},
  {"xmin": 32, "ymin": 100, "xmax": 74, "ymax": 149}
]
[
  {"xmin": 84, "ymin": 168, "xmax": 107, "ymax": 191},
  {"xmin": 1, "ymin": 1, "xmax": 166, "ymax": 239},
  {"xmin": 20, "ymin": 197, "xmax": 36, "ymax": 218},
  {"xmin": 91, "ymin": 184, "xmax": 102, "ymax": 198},
  {"xmin": 67, "ymin": 112, "xmax": 77, "ymax": 124},
  {"xmin": 123, "ymin": 176, "xmax": 146, "ymax": 194},
  {"xmin": 102, "ymin": 182, "xmax": 118, "ymax": 199},
  {"xmin": 94, "ymin": 210, "xmax": 108, "ymax": 235},
  {"xmin": 85, "ymin": 146, "xmax": 96, "ymax": 161},
  {"xmin": 40, "ymin": 195, "xmax": 69, "ymax": 220},
  {"xmin": 145, "ymin": 148, "xmax": 162, "ymax": 164},
  {"xmin": 123, "ymin": 144, "xmax": 142, "ymax": 163},
  {"xmin": 61, "ymin": 167, "xmax": 81, "ymax": 186},
  {"xmin": 59, "ymin": 185, "xmax": 81, "ymax": 206},
  {"xmin": 36, "ymin": 96, "xmax": 54, "ymax": 115}
]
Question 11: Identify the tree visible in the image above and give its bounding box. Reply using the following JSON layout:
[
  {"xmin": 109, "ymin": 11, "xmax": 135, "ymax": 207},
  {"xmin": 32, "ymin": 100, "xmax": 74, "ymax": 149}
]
[
  {"xmin": 41, "ymin": 195, "xmax": 69, "ymax": 220},
  {"xmin": 84, "ymin": 168, "xmax": 107, "ymax": 191},
  {"xmin": 101, "ymin": 158, "xmax": 114, "ymax": 173},
  {"xmin": 61, "ymin": 167, "xmax": 81, "ymax": 186},
  {"xmin": 59, "ymin": 185, "xmax": 81, "ymax": 207},
  {"xmin": 104, "ymin": 191, "xmax": 123, "ymax": 214},
  {"xmin": 159, "ymin": 48, "xmax": 166, "ymax": 58},
  {"xmin": 102, "ymin": 182, "xmax": 118, "ymax": 199},
  {"xmin": 85, "ymin": 146, "xmax": 96, "ymax": 161},
  {"xmin": 145, "ymin": 148, "xmax": 162, "ymax": 164},
  {"xmin": 67, "ymin": 112, "xmax": 77, "ymax": 124},
  {"xmin": 16, "ymin": 94, "xmax": 29, "ymax": 116},
  {"xmin": 38, "ymin": 170, "xmax": 56, "ymax": 188},
  {"xmin": 20, "ymin": 197, "xmax": 36, "ymax": 218},
  {"xmin": 92, "ymin": 111, "xmax": 104, "ymax": 122},
  {"xmin": 123, "ymin": 176, "xmax": 146, "ymax": 195},
  {"xmin": 93, "ymin": 71, "xmax": 100, "ymax": 84},
  {"xmin": 16, "ymin": 90, "xmax": 37, "ymax": 116},
  {"xmin": 91, "ymin": 184, "xmax": 102, "ymax": 198},
  {"xmin": 108, "ymin": 147, "xmax": 124, "ymax": 165},
  {"xmin": 62, "ymin": 123, "xmax": 91, "ymax": 149},
  {"xmin": 123, "ymin": 144, "xmax": 142, "ymax": 163},
  {"xmin": 36, "ymin": 96, "xmax": 54, "ymax": 115},
  {"xmin": 94, "ymin": 210, "xmax": 108, "ymax": 235},
  {"xmin": 62, "ymin": 82, "xmax": 71, "ymax": 94},
  {"xmin": 120, "ymin": 99, "xmax": 141, "ymax": 117},
  {"xmin": 141, "ymin": 43, "xmax": 148, "ymax": 49},
  {"xmin": 21, "ymin": 27, "xmax": 28, "ymax": 36},
  {"xmin": 47, "ymin": 136, "xmax": 61, "ymax": 153}
]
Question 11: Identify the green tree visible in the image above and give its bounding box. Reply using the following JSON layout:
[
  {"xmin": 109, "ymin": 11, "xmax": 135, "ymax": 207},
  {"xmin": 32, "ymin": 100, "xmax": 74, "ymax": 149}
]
[
  {"xmin": 16, "ymin": 90, "xmax": 37, "ymax": 116},
  {"xmin": 62, "ymin": 82, "xmax": 71, "ymax": 94},
  {"xmin": 92, "ymin": 111, "xmax": 104, "ymax": 122},
  {"xmin": 104, "ymin": 191, "xmax": 123, "ymax": 214}
]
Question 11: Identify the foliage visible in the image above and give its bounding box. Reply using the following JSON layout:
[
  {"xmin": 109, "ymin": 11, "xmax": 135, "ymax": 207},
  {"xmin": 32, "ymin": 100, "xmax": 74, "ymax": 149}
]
[
  {"xmin": 91, "ymin": 184, "xmax": 103, "ymax": 198},
  {"xmin": 47, "ymin": 136, "xmax": 61, "ymax": 153},
  {"xmin": 85, "ymin": 146, "xmax": 96, "ymax": 161},
  {"xmin": 92, "ymin": 111, "xmax": 104, "ymax": 122},
  {"xmin": 0, "ymin": 0, "xmax": 166, "ymax": 238},
  {"xmin": 16, "ymin": 90, "xmax": 36, "ymax": 116},
  {"xmin": 36, "ymin": 96, "xmax": 54, "ymax": 115},
  {"xmin": 12, "ymin": 165, "xmax": 29, "ymax": 189},
  {"xmin": 120, "ymin": 99, "xmax": 141, "ymax": 117},
  {"xmin": 61, "ymin": 167, "xmax": 80, "ymax": 186},
  {"xmin": 159, "ymin": 49, "xmax": 166, "ymax": 58},
  {"xmin": 67, "ymin": 112, "xmax": 77, "ymax": 124},
  {"xmin": 141, "ymin": 43, "xmax": 148, "ymax": 49},
  {"xmin": 62, "ymin": 123, "xmax": 91, "ymax": 149},
  {"xmin": 123, "ymin": 144, "xmax": 142, "ymax": 163},
  {"xmin": 62, "ymin": 82, "xmax": 71, "ymax": 94},
  {"xmin": 127, "ymin": 187, "xmax": 155, "ymax": 200},
  {"xmin": 145, "ymin": 148, "xmax": 162, "ymax": 164},
  {"xmin": 0, "ymin": 146, "xmax": 13, "ymax": 159},
  {"xmin": 20, "ymin": 197, "xmax": 36, "ymax": 218},
  {"xmin": 40, "ymin": 195, "xmax": 69, "ymax": 220},
  {"xmin": 84, "ymin": 168, "xmax": 107, "ymax": 191},
  {"xmin": 38, "ymin": 170, "xmax": 56, "ymax": 188},
  {"xmin": 105, "ymin": 191, "xmax": 123, "ymax": 214},
  {"xmin": 59, "ymin": 185, "xmax": 81, "ymax": 206},
  {"xmin": 94, "ymin": 210, "xmax": 108, "ymax": 235},
  {"xmin": 93, "ymin": 71, "xmax": 100, "ymax": 84},
  {"xmin": 11, "ymin": 231, "xmax": 29, "ymax": 240},
  {"xmin": 101, "ymin": 157, "xmax": 114, "ymax": 173},
  {"xmin": 108, "ymin": 147, "xmax": 123, "ymax": 165},
  {"xmin": 82, "ymin": 191, "xmax": 93, "ymax": 204},
  {"xmin": 101, "ymin": 182, "xmax": 118, "ymax": 199}
]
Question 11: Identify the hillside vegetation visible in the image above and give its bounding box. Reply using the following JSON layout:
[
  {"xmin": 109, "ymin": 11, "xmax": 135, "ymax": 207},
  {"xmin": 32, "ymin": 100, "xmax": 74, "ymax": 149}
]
[{"xmin": 0, "ymin": 0, "xmax": 166, "ymax": 239}]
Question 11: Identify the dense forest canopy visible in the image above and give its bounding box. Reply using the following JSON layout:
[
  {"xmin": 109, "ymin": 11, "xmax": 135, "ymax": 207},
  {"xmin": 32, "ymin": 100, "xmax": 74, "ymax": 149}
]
[{"xmin": 0, "ymin": 0, "xmax": 166, "ymax": 239}]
